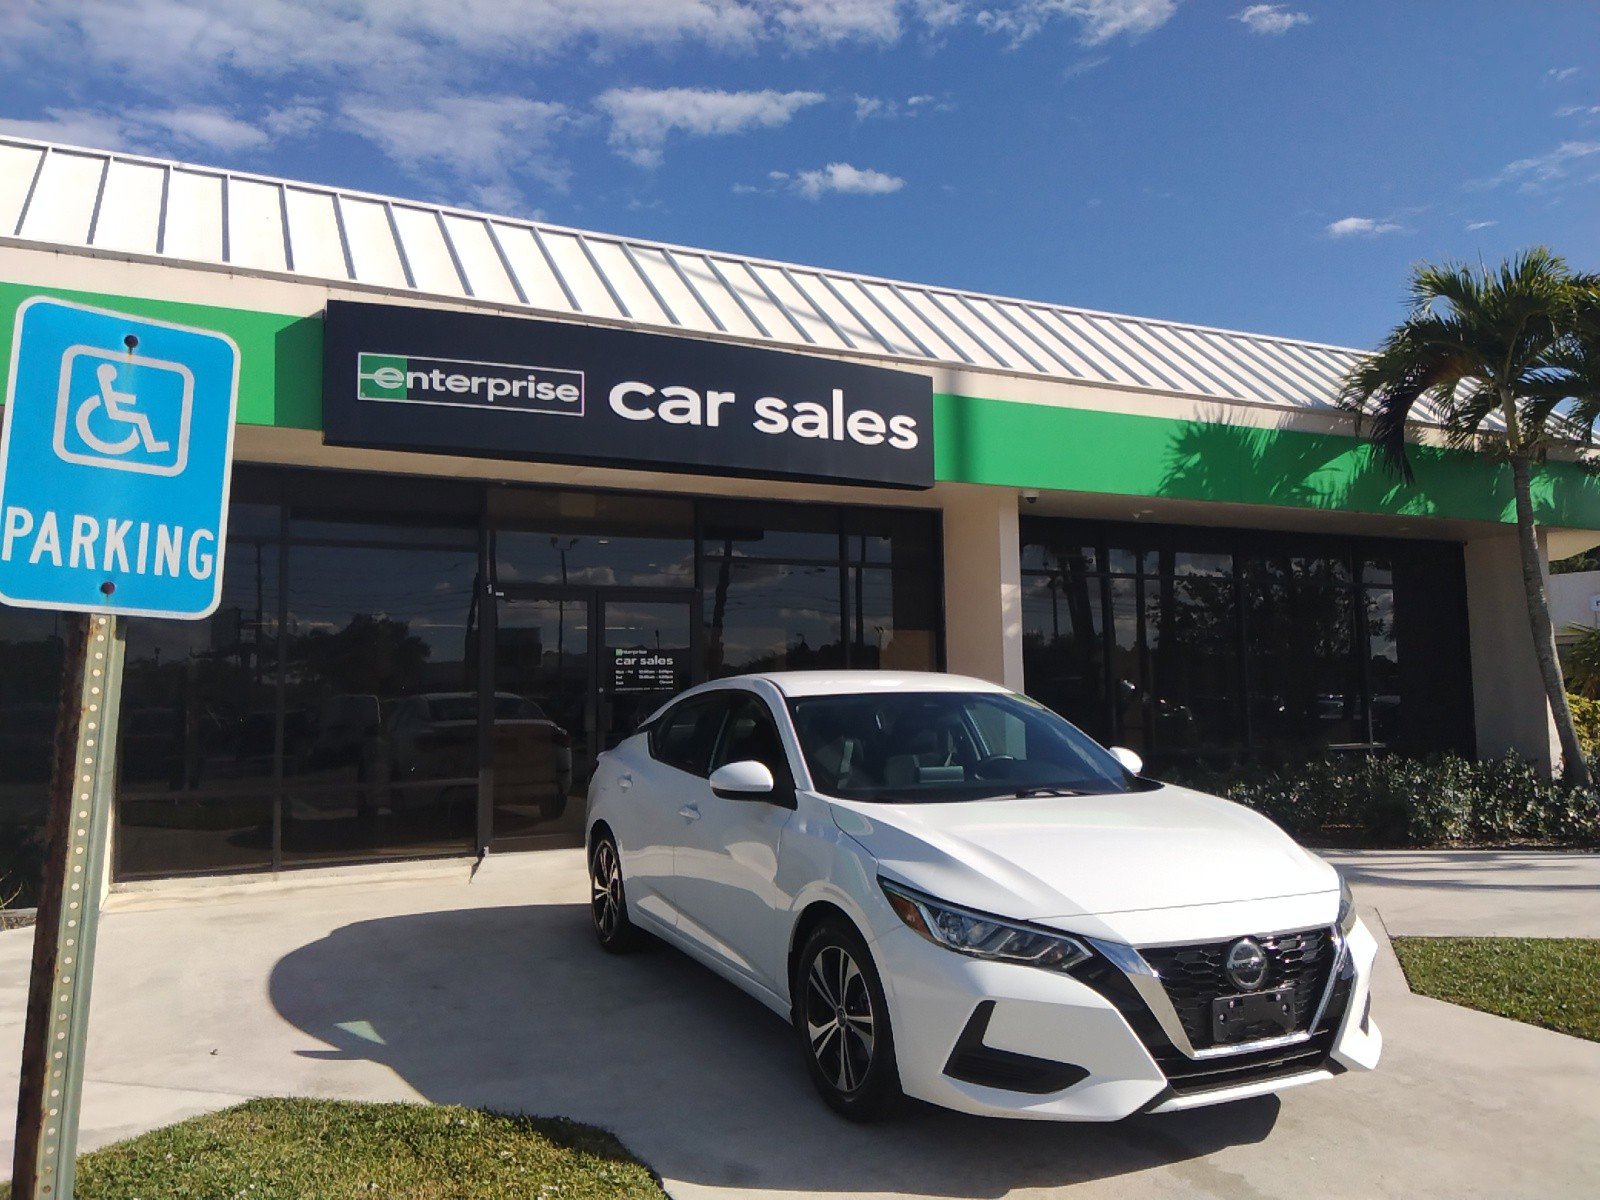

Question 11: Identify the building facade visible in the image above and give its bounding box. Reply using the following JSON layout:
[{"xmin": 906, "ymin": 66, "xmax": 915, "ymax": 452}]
[{"xmin": 2, "ymin": 136, "xmax": 1598, "ymax": 886}]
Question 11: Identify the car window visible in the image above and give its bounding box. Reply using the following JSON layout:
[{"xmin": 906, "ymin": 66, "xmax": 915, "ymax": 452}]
[
  {"xmin": 709, "ymin": 693, "xmax": 789, "ymax": 779},
  {"xmin": 788, "ymin": 690, "xmax": 1137, "ymax": 803},
  {"xmin": 650, "ymin": 694, "xmax": 731, "ymax": 777}
]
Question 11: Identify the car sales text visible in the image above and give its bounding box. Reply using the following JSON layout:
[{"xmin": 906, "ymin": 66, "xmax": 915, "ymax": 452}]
[{"xmin": 608, "ymin": 381, "xmax": 919, "ymax": 449}]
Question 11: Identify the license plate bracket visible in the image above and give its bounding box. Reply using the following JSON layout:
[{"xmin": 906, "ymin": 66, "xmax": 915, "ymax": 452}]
[{"xmin": 1210, "ymin": 985, "xmax": 1296, "ymax": 1043}]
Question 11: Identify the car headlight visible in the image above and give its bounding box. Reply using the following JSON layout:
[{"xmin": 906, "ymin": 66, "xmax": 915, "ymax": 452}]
[
  {"xmin": 1337, "ymin": 871, "xmax": 1356, "ymax": 933},
  {"xmin": 879, "ymin": 878, "xmax": 1091, "ymax": 972}
]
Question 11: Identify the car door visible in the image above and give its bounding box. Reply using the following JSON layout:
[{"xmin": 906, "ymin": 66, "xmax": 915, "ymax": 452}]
[
  {"xmin": 611, "ymin": 691, "xmax": 731, "ymax": 930},
  {"xmin": 666, "ymin": 688, "xmax": 798, "ymax": 996}
]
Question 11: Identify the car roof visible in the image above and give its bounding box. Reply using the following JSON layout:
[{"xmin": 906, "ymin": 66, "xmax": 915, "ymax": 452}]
[{"xmin": 728, "ymin": 671, "xmax": 1012, "ymax": 698}]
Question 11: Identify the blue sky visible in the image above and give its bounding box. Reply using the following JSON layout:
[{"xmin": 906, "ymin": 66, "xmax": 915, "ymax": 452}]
[{"xmin": 2, "ymin": 1, "xmax": 1597, "ymax": 348}]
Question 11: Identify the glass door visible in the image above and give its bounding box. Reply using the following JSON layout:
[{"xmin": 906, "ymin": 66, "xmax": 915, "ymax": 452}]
[
  {"xmin": 489, "ymin": 588, "xmax": 694, "ymax": 849},
  {"xmin": 491, "ymin": 592, "xmax": 590, "ymax": 848}
]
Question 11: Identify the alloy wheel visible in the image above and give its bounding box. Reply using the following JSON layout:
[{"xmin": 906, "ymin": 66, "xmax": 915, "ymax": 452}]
[
  {"xmin": 590, "ymin": 840, "xmax": 623, "ymax": 940},
  {"xmin": 804, "ymin": 943, "xmax": 876, "ymax": 1093}
]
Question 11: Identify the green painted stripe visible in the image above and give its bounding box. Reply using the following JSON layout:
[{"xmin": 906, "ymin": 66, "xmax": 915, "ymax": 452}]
[
  {"xmin": 933, "ymin": 392, "xmax": 1600, "ymax": 530},
  {"xmin": 5, "ymin": 280, "xmax": 1597, "ymax": 529},
  {"xmin": 0, "ymin": 281, "xmax": 322, "ymax": 430}
]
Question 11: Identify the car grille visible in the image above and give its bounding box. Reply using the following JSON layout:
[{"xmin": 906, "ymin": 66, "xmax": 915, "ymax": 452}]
[{"xmin": 1141, "ymin": 928, "xmax": 1336, "ymax": 1051}]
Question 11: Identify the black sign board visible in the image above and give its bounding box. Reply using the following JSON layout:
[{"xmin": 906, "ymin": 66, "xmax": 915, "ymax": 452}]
[
  {"xmin": 611, "ymin": 646, "xmax": 685, "ymax": 694},
  {"xmin": 321, "ymin": 299, "xmax": 935, "ymax": 488}
]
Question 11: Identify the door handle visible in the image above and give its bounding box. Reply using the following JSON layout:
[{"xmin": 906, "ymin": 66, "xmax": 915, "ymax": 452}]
[
  {"xmin": 618, "ymin": 773, "xmax": 633, "ymax": 791},
  {"xmin": 677, "ymin": 804, "xmax": 700, "ymax": 822}
]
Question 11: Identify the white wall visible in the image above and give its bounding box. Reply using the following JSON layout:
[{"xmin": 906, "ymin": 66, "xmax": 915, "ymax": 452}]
[
  {"xmin": 1548, "ymin": 569, "xmax": 1600, "ymax": 641},
  {"xmin": 1464, "ymin": 531, "xmax": 1560, "ymax": 770},
  {"xmin": 940, "ymin": 485, "xmax": 1024, "ymax": 689}
]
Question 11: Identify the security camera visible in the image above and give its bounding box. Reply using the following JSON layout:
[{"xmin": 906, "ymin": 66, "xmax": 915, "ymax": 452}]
[{"xmin": 1022, "ymin": 490, "xmax": 1040, "ymax": 505}]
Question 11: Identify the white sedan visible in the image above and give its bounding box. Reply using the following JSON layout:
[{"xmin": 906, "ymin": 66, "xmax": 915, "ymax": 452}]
[{"xmin": 585, "ymin": 671, "xmax": 1381, "ymax": 1121}]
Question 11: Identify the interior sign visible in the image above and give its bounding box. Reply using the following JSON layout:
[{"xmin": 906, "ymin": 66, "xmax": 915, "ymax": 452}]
[{"xmin": 323, "ymin": 299, "xmax": 934, "ymax": 488}]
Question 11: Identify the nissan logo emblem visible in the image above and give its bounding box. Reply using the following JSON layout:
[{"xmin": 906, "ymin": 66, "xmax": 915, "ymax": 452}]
[{"xmin": 1225, "ymin": 938, "xmax": 1268, "ymax": 991}]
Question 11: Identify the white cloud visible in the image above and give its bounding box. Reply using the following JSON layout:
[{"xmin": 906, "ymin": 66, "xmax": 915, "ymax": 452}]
[
  {"xmin": 0, "ymin": 102, "xmax": 308, "ymax": 156},
  {"xmin": 1062, "ymin": 55, "xmax": 1110, "ymax": 78},
  {"xmin": 976, "ymin": 1, "xmax": 1178, "ymax": 46},
  {"xmin": 341, "ymin": 94, "xmax": 571, "ymax": 207},
  {"xmin": 0, "ymin": 108, "xmax": 131, "ymax": 151},
  {"xmin": 1556, "ymin": 104, "xmax": 1600, "ymax": 118},
  {"xmin": 7, "ymin": 1, "xmax": 956, "ymax": 96},
  {"xmin": 1325, "ymin": 216, "xmax": 1403, "ymax": 238},
  {"xmin": 853, "ymin": 92, "xmax": 949, "ymax": 119},
  {"xmin": 597, "ymin": 87, "xmax": 824, "ymax": 167},
  {"xmin": 1234, "ymin": 5, "xmax": 1309, "ymax": 35},
  {"xmin": 776, "ymin": 0, "xmax": 903, "ymax": 46},
  {"xmin": 794, "ymin": 161, "xmax": 905, "ymax": 198},
  {"xmin": 1547, "ymin": 66, "xmax": 1580, "ymax": 83},
  {"xmin": 1465, "ymin": 219, "xmax": 1498, "ymax": 231},
  {"xmin": 1492, "ymin": 140, "xmax": 1600, "ymax": 190}
]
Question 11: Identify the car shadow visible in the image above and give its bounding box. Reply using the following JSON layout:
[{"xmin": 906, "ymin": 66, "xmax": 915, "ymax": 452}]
[{"xmin": 268, "ymin": 902, "xmax": 1280, "ymax": 1197}]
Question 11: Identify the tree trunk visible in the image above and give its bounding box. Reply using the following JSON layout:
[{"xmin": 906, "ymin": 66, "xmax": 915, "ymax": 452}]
[{"xmin": 1509, "ymin": 454, "xmax": 1593, "ymax": 786}]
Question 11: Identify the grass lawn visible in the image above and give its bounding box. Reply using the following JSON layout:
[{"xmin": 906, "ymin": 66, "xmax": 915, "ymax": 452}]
[
  {"xmin": 1392, "ymin": 936, "xmax": 1600, "ymax": 1043},
  {"xmin": 3, "ymin": 1098, "xmax": 665, "ymax": 1200}
]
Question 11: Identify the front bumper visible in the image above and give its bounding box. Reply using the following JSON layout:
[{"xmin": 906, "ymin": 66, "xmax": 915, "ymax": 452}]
[{"xmin": 871, "ymin": 915, "xmax": 1382, "ymax": 1121}]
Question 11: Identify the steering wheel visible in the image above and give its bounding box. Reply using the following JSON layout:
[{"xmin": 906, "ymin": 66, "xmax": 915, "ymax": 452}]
[{"xmin": 973, "ymin": 755, "xmax": 1018, "ymax": 780}]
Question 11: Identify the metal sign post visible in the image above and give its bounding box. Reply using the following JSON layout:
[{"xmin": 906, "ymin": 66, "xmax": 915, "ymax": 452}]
[
  {"xmin": 1, "ymin": 296, "xmax": 239, "ymax": 1199},
  {"xmin": 12, "ymin": 614, "xmax": 124, "ymax": 1199}
]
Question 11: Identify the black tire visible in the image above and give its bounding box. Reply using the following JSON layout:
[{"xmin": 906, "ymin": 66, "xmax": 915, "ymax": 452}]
[
  {"xmin": 539, "ymin": 792, "xmax": 569, "ymax": 824},
  {"xmin": 793, "ymin": 918, "xmax": 903, "ymax": 1121},
  {"xmin": 588, "ymin": 830, "xmax": 645, "ymax": 954}
]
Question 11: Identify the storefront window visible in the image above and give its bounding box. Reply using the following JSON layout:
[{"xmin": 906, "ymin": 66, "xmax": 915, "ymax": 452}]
[
  {"xmin": 280, "ymin": 543, "xmax": 478, "ymax": 863},
  {"xmin": 116, "ymin": 539, "xmax": 279, "ymax": 877},
  {"xmin": 1021, "ymin": 517, "xmax": 1473, "ymax": 765},
  {"xmin": 103, "ymin": 468, "xmax": 942, "ymax": 879},
  {"xmin": 0, "ymin": 608, "xmax": 66, "ymax": 904},
  {"xmin": 703, "ymin": 560, "xmax": 844, "ymax": 674}
]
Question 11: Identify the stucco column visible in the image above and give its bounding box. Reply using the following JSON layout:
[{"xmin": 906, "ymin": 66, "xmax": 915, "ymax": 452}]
[
  {"xmin": 939, "ymin": 484, "xmax": 1024, "ymax": 689},
  {"xmin": 1463, "ymin": 529, "xmax": 1560, "ymax": 771}
]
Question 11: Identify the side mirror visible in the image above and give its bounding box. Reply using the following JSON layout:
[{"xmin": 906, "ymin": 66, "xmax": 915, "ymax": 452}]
[
  {"xmin": 709, "ymin": 759, "xmax": 776, "ymax": 800},
  {"xmin": 1108, "ymin": 746, "xmax": 1143, "ymax": 776}
]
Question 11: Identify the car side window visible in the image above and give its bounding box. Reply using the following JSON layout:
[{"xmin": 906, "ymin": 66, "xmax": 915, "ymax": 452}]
[
  {"xmin": 649, "ymin": 694, "xmax": 730, "ymax": 777},
  {"xmin": 708, "ymin": 692, "xmax": 790, "ymax": 780}
]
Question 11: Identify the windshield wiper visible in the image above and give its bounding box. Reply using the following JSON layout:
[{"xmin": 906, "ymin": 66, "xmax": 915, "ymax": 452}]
[{"xmin": 1010, "ymin": 785, "xmax": 1090, "ymax": 798}]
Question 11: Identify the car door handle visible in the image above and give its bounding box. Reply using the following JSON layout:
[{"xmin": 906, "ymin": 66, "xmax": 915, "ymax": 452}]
[
  {"xmin": 618, "ymin": 773, "xmax": 633, "ymax": 791},
  {"xmin": 677, "ymin": 804, "xmax": 700, "ymax": 822}
]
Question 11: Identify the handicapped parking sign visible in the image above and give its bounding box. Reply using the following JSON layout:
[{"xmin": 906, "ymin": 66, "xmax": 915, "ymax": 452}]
[{"xmin": 0, "ymin": 297, "xmax": 239, "ymax": 619}]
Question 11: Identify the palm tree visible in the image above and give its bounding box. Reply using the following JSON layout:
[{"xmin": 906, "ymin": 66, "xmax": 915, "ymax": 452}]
[{"xmin": 1339, "ymin": 248, "xmax": 1597, "ymax": 786}]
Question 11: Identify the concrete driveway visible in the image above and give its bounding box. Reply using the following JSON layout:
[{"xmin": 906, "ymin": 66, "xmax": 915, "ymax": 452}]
[
  {"xmin": 1323, "ymin": 848, "xmax": 1600, "ymax": 937},
  {"xmin": 2, "ymin": 850, "xmax": 1598, "ymax": 1199}
]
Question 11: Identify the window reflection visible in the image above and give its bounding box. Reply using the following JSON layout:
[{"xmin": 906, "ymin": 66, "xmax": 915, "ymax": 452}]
[
  {"xmin": 0, "ymin": 609, "xmax": 66, "ymax": 903},
  {"xmin": 704, "ymin": 560, "xmax": 844, "ymax": 675},
  {"xmin": 1020, "ymin": 518, "xmax": 1472, "ymax": 765},
  {"xmin": 280, "ymin": 544, "xmax": 478, "ymax": 862},
  {"xmin": 116, "ymin": 540, "xmax": 278, "ymax": 877}
]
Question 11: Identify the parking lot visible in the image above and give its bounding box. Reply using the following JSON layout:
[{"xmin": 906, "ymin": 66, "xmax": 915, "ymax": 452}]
[{"xmin": 2, "ymin": 850, "xmax": 1597, "ymax": 1199}]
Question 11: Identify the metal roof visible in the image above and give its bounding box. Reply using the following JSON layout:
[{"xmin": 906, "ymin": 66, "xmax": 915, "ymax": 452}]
[{"xmin": 0, "ymin": 136, "xmax": 1374, "ymax": 416}]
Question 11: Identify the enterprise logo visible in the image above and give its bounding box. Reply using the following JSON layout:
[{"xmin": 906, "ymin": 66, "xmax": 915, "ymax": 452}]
[{"xmin": 357, "ymin": 352, "xmax": 585, "ymax": 417}]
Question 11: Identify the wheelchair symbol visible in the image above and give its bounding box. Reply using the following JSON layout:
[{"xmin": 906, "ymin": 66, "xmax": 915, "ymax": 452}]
[{"xmin": 53, "ymin": 346, "xmax": 193, "ymax": 476}]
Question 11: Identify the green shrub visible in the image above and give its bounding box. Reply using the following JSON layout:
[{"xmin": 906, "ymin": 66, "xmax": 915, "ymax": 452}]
[
  {"xmin": 1566, "ymin": 692, "xmax": 1600, "ymax": 759},
  {"xmin": 1159, "ymin": 752, "xmax": 1600, "ymax": 848}
]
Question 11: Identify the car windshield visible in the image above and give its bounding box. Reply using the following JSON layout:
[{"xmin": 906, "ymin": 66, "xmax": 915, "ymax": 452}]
[{"xmin": 788, "ymin": 690, "xmax": 1136, "ymax": 803}]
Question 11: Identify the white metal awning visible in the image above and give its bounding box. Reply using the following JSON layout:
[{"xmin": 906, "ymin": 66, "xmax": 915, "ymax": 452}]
[{"xmin": 0, "ymin": 136, "xmax": 1383, "ymax": 417}]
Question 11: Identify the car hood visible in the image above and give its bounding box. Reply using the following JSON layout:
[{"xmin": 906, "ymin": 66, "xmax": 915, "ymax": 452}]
[{"xmin": 830, "ymin": 783, "xmax": 1337, "ymax": 926}]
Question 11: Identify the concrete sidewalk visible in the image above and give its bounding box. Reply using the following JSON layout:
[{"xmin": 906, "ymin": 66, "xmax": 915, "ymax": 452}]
[
  {"xmin": 1324, "ymin": 848, "xmax": 1600, "ymax": 937},
  {"xmin": 1, "ymin": 848, "xmax": 1596, "ymax": 1199}
]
